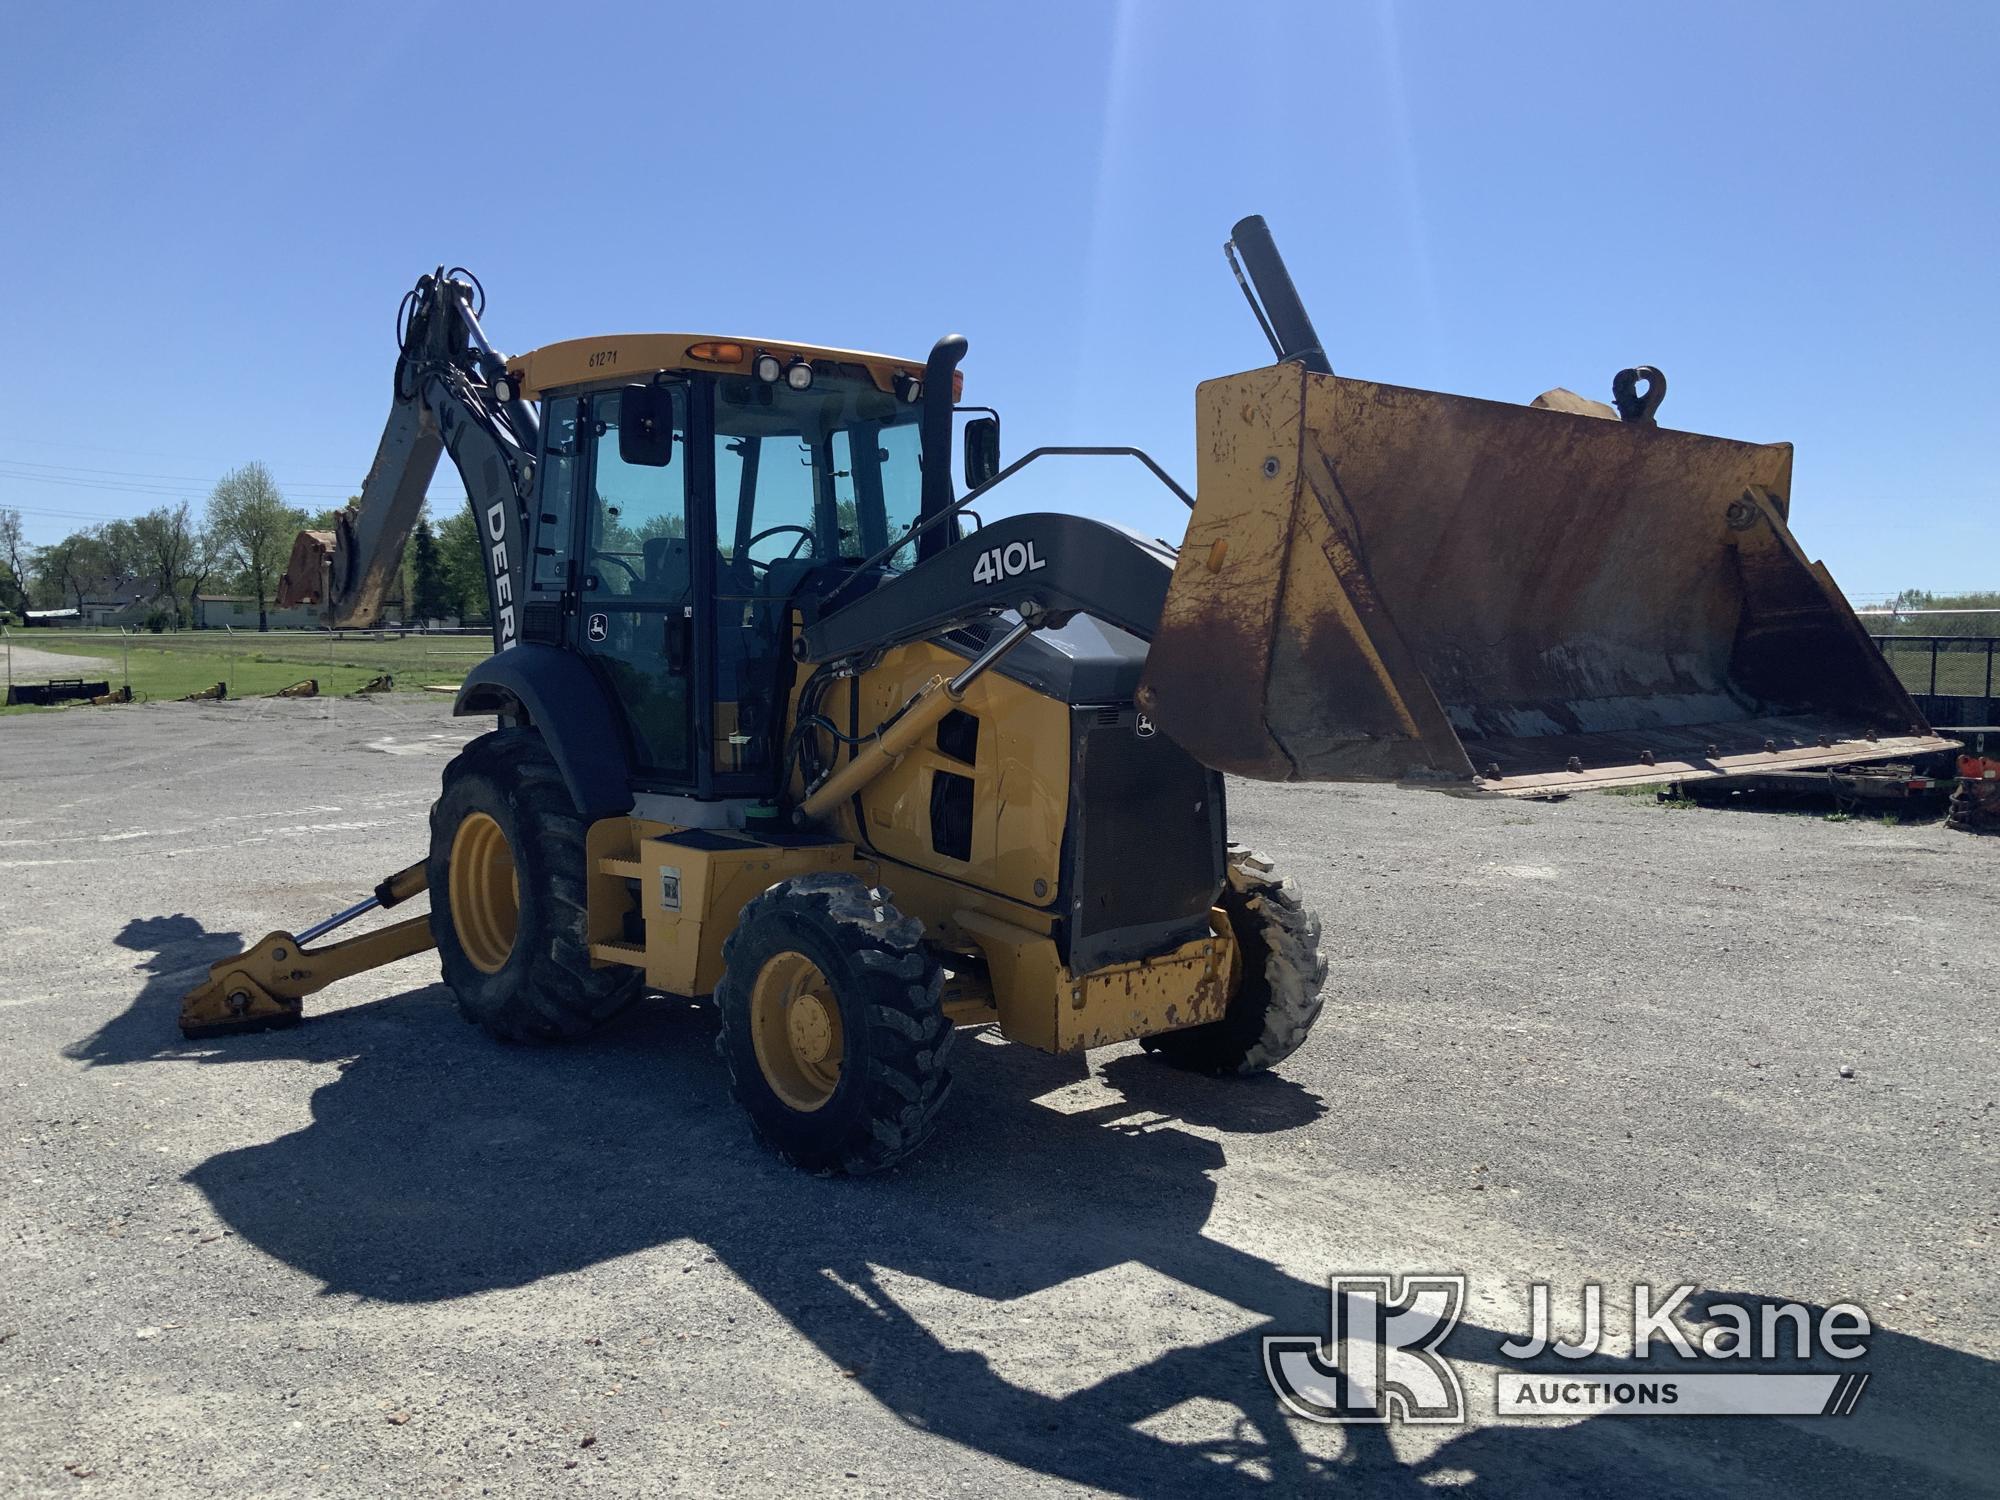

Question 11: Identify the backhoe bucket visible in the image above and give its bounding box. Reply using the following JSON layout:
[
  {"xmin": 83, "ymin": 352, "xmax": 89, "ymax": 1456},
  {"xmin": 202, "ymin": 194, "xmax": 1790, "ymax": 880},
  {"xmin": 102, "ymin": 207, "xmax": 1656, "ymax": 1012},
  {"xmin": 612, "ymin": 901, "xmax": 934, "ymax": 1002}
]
[
  {"xmin": 1139, "ymin": 362, "xmax": 1952, "ymax": 794},
  {"xmin": 277, "ymin": 528, "xmax": 336, "ymax": 609}
]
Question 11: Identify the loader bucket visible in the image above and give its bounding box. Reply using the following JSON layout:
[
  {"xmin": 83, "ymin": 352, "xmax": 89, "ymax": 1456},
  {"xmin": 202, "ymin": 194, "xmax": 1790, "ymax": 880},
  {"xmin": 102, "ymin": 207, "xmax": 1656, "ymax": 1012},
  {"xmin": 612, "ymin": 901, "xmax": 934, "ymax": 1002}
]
[{"xmin": 1138, "ymin": 362, "xmax": 1953, "ymax": 794}]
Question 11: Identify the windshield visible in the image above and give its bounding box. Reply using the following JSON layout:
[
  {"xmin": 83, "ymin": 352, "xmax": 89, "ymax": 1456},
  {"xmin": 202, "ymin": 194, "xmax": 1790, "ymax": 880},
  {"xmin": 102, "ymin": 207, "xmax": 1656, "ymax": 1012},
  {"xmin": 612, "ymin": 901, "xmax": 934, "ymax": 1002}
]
[{"xmin": 712, "ymin": 371, "xmax": 923, "ymax": 587}]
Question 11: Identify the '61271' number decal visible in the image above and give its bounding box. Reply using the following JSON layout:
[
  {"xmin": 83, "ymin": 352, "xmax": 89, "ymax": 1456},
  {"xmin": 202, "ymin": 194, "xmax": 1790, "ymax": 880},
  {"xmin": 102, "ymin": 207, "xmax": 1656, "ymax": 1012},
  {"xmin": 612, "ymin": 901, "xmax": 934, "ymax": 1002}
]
[{"xmin": 971, "ymin": 540, "xmax": 1047, "ymax": 586}]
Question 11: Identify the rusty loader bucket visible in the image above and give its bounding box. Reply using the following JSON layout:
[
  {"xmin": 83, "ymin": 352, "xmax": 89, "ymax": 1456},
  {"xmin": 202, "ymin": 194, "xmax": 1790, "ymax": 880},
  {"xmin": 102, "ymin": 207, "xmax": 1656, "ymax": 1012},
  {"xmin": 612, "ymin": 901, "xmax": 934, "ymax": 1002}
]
[{"xmin": 1138, "ymin": 361, "xmax": 1953, "ymax": 794}]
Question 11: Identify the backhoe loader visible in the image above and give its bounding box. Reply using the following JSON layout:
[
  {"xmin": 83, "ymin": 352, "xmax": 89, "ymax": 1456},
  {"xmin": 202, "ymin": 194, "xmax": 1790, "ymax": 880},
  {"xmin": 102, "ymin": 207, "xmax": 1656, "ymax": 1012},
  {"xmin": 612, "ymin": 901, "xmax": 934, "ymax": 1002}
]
[{"xmin": 184, "ymin": 217, "xmax": 1950, "ymax": 1173}]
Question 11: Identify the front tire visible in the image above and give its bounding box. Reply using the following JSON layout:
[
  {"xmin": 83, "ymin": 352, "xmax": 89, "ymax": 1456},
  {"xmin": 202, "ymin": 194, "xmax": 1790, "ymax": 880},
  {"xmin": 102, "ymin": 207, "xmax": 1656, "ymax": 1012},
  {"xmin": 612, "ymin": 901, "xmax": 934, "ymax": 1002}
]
[
  {"xmin": 427, "ymin": 727, "xmax": 640, "ymax": 1043},
  {"xmin": 1141, "ymin": 846, "xmax": 1327, "ymax": 1075},
  {"xmin": 716, "ymin": 874, "xmax": 953, "ymax": 1174}
]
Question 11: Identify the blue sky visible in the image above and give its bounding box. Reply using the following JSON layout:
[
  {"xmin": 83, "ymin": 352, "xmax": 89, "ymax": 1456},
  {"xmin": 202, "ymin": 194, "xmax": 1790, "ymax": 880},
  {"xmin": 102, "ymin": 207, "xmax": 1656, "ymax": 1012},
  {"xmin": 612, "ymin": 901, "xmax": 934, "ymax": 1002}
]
[{"xmin": 2, "ymin": 1, "xmax": 1993, "ymax": 603}]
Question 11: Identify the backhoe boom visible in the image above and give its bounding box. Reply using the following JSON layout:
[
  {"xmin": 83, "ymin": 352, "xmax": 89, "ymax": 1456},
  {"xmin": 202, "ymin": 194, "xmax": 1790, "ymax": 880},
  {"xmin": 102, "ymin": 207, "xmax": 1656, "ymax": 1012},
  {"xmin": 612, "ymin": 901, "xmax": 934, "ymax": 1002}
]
[{"xmin": 277, "ymin": 269, "xmax": 534, "ymax": 651}]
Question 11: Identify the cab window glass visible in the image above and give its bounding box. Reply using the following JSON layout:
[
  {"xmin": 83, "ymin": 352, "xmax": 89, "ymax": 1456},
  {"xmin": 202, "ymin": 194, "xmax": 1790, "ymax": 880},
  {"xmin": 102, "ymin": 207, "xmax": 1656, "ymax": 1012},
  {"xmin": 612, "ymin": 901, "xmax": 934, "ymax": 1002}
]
[
  {"xmin": 870, "ymin": 420, "xmax": 922, "ymax": 568},
  {"xmin": 711, "ymin": 372, "xmax": 923, "ymax": 590},
  {"xmin": 714, "ymin": 429, "xmax": 820, "ymax": 585},
  {"xmin": 533, "ymin": 395, "xmax": 580, "ymax": 590},
  {"xmin": 585, "ymin": 386, "xmax": 689, "ymax": 601}
]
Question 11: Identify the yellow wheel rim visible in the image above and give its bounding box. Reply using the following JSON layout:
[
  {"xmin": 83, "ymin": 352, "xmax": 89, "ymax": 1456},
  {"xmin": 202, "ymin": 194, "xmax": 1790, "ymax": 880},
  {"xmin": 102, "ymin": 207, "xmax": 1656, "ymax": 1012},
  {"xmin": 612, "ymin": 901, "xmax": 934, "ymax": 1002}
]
[
  {"xmin": 449, "ymin": 810, "xmax": 520, "ymax": 974},
  {"xmin": 749, "ymin": 951, "xmax": 845, "ymax": 1112}
]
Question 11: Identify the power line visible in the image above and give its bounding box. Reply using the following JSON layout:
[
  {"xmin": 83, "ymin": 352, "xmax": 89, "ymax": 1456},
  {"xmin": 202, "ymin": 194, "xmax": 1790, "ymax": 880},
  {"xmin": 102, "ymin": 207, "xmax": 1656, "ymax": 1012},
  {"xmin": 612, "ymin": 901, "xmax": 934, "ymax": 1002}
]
[
  {"xmin": 0, "ymin": 469, "xmax": 354, "ymax": 498},
  {"xmin": 0, "ymin": 455, "xmax": 360, "ymax": 494},
  {"xmin": 2, "ymin": 457, "xmax": 256, "ymax": 483},
  {"xmin": 3, "ymin": 489, "xmax": 472, "ymax": 533},
  {"xmin": 0, "ymin": 474, "xmax": 207, "ymax": 500},
  {"xmin": 0, "ymin": 449, "xmax": 364, "ymax": 484},
  {"xmin": 6, "ymin": 504, "xmax": 130, "ymax": 523},
  {"xmin": 0, "ymin": 434, "xmax": 253, "ymax": 463}
]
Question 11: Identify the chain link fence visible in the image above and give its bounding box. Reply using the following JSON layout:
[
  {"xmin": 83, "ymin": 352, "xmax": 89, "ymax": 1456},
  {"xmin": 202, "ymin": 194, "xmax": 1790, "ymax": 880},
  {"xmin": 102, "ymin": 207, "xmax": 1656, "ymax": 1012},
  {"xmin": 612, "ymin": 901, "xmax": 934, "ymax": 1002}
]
[
  {"xmin": 1870, "ymin": 634, "xmax": 1998, "ymax": 727},
  {"xmin": 8, "ymin": 619, "xmax": 1996, "ymax": 727}
]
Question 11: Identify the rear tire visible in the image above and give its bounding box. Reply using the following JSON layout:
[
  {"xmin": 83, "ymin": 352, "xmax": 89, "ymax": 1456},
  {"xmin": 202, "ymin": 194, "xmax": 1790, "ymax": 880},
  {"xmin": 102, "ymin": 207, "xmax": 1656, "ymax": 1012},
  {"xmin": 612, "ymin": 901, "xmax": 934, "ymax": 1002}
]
[
  {"xmin": 427, "ymin": 727, "xmax": 640, "ymax": 1043},
  {"xmin": 1141, "ymin": 846, "xmax": 1327, "ymax": 1075},
  {"xmin": 716, "ymin": 874, "xmax": 953, "ymax": 1174}
]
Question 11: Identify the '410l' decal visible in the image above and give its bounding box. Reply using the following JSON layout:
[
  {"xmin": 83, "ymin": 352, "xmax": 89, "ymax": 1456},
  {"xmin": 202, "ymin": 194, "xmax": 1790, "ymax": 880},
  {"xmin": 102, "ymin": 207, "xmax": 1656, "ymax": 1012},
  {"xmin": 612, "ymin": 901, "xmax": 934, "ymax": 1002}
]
[{"xmin": 971, "ymin": 540, "xmax": 1048, "ymax": 585}]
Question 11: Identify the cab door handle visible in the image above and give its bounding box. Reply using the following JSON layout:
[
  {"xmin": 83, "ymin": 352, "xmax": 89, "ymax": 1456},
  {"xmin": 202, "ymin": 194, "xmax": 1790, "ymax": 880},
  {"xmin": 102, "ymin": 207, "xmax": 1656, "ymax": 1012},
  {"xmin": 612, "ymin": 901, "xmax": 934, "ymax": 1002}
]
[{"xmin": 664, "ymin": 606, "xmax": 693, "ymax": 674}]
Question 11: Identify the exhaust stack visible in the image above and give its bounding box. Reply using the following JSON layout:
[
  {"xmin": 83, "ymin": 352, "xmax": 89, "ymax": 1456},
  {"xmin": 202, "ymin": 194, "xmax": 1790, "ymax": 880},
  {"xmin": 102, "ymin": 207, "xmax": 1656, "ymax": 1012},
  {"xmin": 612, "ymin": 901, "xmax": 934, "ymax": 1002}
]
[{"xmin": 1225, "ymin": 214, "xmax": 1332, "ymax": 376}]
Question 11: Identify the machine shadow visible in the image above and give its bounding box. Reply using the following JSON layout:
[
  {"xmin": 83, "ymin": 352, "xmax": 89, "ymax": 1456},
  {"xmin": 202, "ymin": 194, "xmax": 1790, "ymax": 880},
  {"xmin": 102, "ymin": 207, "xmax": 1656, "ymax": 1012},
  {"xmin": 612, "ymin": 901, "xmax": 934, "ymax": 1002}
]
[
  {"xmin": 88, "ymin": 921, "xmax": 1991, "ymax": 1495},
  {"xmin": 66, "ymin": 914, "xmax": 253, "ymax": 1067}
]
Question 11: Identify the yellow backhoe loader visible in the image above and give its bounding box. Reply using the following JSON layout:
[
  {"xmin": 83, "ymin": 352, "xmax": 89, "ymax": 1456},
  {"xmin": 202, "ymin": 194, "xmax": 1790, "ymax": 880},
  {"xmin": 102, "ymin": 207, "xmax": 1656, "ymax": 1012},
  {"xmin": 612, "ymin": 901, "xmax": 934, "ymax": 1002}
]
[{"xmin": 184, "ymin": 218, "xmax": 1949, "ymax": 1172}]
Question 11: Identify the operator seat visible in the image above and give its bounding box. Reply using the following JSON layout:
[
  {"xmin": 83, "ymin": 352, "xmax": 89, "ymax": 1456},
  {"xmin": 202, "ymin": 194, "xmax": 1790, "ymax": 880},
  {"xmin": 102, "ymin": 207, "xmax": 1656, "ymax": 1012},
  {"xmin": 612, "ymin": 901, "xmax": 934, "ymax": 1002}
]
[{"xmin": 642, "ymin": 536, "xmax": 695, "ymax": 602}]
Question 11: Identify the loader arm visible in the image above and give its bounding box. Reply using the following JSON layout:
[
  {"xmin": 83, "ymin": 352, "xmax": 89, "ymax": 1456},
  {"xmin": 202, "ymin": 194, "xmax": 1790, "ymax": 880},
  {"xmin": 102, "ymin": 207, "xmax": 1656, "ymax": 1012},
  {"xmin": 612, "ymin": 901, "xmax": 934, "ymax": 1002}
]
[
  {"xmin": 798, "ymin": 512, "xmax": 1177, "ymax": 666},
  {"xmin": 277, "ymin": 268, "xmax": 536, "ymax": 651}
]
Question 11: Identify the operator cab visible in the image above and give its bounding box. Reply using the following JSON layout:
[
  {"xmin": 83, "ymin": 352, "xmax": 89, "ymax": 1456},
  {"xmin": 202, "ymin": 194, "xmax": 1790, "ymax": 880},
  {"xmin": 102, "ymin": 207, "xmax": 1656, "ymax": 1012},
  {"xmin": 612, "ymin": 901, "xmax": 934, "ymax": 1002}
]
[{"xmin": 505, "ymin": 335, "xmax": 981, "ymax": 804}]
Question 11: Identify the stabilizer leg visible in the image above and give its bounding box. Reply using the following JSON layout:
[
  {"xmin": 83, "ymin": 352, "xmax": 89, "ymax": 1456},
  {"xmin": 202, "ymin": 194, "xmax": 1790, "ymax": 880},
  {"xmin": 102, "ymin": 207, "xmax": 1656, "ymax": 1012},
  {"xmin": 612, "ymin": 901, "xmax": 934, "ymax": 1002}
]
[{"xmin": 179, "ymin": 862, "xmax": 434, "ymax": 1038}]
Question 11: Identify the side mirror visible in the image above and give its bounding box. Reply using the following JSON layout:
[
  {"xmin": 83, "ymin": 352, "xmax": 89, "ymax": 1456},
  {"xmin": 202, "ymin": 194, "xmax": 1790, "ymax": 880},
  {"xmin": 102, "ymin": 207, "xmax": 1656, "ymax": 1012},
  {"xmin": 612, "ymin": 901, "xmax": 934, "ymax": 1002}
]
[
  {"xmin": 618, "ymin": 385, "xmax": 676, "ymax": 467},
  {"xmin": 962, "ymin": 415, "xmax": 1000, "ymax": 490}
]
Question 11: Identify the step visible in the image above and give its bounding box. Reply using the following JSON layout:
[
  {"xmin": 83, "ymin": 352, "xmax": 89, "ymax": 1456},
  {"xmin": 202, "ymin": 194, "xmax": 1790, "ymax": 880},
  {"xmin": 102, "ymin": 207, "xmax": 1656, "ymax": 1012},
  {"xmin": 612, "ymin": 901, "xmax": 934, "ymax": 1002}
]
[
  {"xmin": 590, "ymin": 940, "xmax": 647, "ymax": 968},
  {"xmin": 597, "ymin": 857, "xmax": 644, "ymax": 880}
]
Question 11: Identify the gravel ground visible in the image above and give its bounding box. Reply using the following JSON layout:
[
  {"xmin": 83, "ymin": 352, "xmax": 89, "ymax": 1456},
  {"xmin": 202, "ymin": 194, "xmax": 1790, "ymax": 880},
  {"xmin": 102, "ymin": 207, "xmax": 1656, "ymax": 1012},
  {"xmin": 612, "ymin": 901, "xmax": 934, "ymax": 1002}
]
[
  {"xmin": 1, "ymin": 699, "xmax": 1994, "ymax": 1498},
  {"xmin": 3, "ymin": 643, "xmax": 117, "ymax": 680}
]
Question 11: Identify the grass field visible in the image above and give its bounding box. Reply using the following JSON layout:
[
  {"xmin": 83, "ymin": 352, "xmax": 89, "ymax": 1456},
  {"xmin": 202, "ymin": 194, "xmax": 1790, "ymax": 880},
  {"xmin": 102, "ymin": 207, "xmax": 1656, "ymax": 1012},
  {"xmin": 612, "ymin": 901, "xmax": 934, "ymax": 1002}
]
[
  {"xmin": 2, "ymin": 630, "xmax": 492, "ymax": 714},
  {"xmin": 1874, "ymin": 637, "xmax": 1999, "ymax": 698}
]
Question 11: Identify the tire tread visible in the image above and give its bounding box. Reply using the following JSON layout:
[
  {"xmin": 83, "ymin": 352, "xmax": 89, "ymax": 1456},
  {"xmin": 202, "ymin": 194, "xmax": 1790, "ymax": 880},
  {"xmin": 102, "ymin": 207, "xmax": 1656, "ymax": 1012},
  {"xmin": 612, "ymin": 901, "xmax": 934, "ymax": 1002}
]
[
  {"xmin": 1140, "ymin": 844, "xmax": 1328, "ymax": 1076},
  {"xmin": 429, "ymin": 727, "xmax": 640, "ymax": 1044},
  {"xmin": 716, "ymin": 875, "xmax": 952, "ymax": 1174}
]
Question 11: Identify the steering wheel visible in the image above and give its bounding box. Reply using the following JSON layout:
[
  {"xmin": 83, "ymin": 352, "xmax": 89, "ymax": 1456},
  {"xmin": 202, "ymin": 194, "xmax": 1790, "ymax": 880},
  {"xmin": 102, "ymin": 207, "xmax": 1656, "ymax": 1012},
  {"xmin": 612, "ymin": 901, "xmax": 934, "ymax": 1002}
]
[
  {"xmin": 741, "ymin": 525, "xmax": 815, "ymax": 574},
  {"xmin": 590, "ymin": 553, "xmax": 643, "ymax": 588}
]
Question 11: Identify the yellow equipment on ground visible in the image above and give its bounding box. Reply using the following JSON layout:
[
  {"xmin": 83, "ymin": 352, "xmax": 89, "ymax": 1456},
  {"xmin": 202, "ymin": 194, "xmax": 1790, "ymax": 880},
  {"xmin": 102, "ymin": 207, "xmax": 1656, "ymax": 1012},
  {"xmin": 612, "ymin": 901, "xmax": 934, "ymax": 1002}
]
[
  {"xmin": 181, "ymin": 863, "xmax": 431, "ymax": 1033},
  {"xmin": 185, "ymin": 217, "xmax": 1949, "ymax": 1173}
]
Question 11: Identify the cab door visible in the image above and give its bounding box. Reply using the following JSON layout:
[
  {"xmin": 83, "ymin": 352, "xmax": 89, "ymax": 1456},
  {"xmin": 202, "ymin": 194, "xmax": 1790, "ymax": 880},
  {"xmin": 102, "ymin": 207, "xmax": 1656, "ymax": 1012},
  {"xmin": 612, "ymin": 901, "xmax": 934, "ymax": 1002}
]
[{"xmin": 574, "ymin": 384, "xmax": 698, "ymax": 786}]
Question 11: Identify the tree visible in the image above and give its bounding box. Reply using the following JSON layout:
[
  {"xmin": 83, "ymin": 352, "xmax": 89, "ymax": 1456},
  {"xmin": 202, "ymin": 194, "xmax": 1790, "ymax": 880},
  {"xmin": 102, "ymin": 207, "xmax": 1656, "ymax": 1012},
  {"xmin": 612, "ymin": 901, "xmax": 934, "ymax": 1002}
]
[
  {"xmin": 1879, "ymin": 589, "xmax": 2000, "ymax": 640},
  {"xmin": 0, "ymin": 508, "xmax": 25, "ymax": 617},
  {"xmin": 434, "ymin": 504, "xmax": 489, "ymax": 623},
  {"xmin": 302, "ymin": 503, "xmax": 350, "ymax": 531},
  {"xmin": 94, "ymin": 518, "xmax": 147, "ymax": 592},
  {"xmin": 184, "ymin": 524, "xmax": 222, "ymax": 630},
  {"xmin": 19, "ymin": 523, "xmax": 149, "ymax": 618},
  {"xmin": 206, "ymin": 462, "xmax": 305, "ymax": 631},
  {"xmin": 408, "ymin": 518, "xmax": 451, "ymax": 624},
  {"xmin": 31, "ymin": 530, "xmax": 98, "ymax": 611},
  {"xmin": 130, "ymin": 502, "xmax": 200, "ymax": 629}
]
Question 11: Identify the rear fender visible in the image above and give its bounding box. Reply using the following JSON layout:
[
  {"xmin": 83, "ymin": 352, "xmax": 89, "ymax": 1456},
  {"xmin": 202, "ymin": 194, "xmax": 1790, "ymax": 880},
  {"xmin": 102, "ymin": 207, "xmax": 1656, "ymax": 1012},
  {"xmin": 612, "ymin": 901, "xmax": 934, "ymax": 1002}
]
[{"xmin": 454, "ymin": 644, "xmax": 633, "ymax": 817}]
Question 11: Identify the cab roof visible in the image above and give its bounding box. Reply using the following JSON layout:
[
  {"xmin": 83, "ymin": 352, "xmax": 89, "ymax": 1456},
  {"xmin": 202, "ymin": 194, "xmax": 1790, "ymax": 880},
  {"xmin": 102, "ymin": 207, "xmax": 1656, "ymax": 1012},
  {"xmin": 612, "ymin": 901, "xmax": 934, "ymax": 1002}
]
[{"xmin": 507, "ymin": 334, "xmax": 956, "ymax": 400}]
